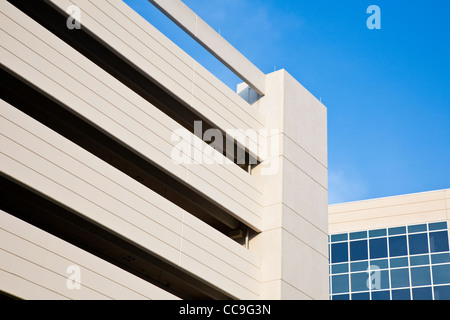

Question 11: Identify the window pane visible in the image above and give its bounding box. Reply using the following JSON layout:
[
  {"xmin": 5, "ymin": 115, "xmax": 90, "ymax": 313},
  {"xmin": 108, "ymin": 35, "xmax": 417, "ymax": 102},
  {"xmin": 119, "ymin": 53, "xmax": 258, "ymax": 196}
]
[
  {"xmin": 370, "ymin": 259, "xmax": 388, "ymax": 269},
  {"xmin": 351, "ymin": 272, "xmax": 369, "ymax": 292},
  {"xmin": 428, "ymin": 221, "xmax": 447, "ymax": 231},
  {"xmin": 332, "ymin": 263, "xmax": 348, "ymax": 274},
  {"xmin": 408, "ymin": 224, "xmax": 427, "ymax": 233},
  {"xmin": 380, "ymin": 270, "xmax": 390, "ymax": 289},
  {"xmin": 370, "ymin": 237, "xmax": 388, "ymax": 259},
  {"xmin": 410, "ymin": 266, "xmax": 431, "ymax": 286},
  {"xmin": 351, "ymin": 261, "xmax": 368, "ymax": 272},
  {"xmin": 429, "ymin": 231, "xmax": 449, "ymax": 253},
  {"xmin": 331, "ymin": 242, "xmax": 348, "ymax": 263},
  {"xmin": 366, "ymin": 269, "xmax": 389, "ymax": 290},
  {"xmin": 431, "ymin": 253, "xmax": 450, "ymax": 264},
  {"xmin": 350, "ymin": 240, "xmax": 368, "ymax": 261},
  {"xmin": 331, "ymin": 233, "xmax": 348, "ymax": 242},
  {"xmin": 332, "ymin": 274, "xmax": 349, "ymax": 294},
  {"xmin": 371, "ymin": 290, "xmax": 390, "ymax": 300},
  {"xmin": 390, "ymin": 257, "xmax": 408, "ymax": 268},
  {"xmin": 351, "ymin": 292, "xmax": 370, "ymax": 300},
  {"xmin": 389, "ymin": 236, "xmax": 407, "ymax": 257},
  {"xmin": 432, "ymin": 264, "xmax": 450, "ymax": 285},
  {"xmin": 390, "ymin": 268, "xmax": 410, "ymax": 288},
  {"xmin": 369, "ymin": 228, "xmax": 386, "ymax": 238},
  {"xmin": 332, "ymin": 294, "xmax": 349, "ymax": 300},
  {"xmin": 408, "ymin": 233, "xmax": 429, "ymax": 255},
  {"xmin": 412, "ymin": 287, "xmax": 432, "ymax": 300},
  {"xmin": 388, "ymin": 226, "xmax": 406, "ymax": 235},
  {"xmin": 410, "ymin": 254, "xmax": 429, "ymax": 266},
  {"xmin": 434, "ymin": 285, "xmax": 450, "ymax": 300},
  {"xmin": 350, "ymin": 231, "xmax": 367, "ymax": 240},
  {"xmin": 392, "ymin": 289, "xmax": 411, "ymax": 300}
]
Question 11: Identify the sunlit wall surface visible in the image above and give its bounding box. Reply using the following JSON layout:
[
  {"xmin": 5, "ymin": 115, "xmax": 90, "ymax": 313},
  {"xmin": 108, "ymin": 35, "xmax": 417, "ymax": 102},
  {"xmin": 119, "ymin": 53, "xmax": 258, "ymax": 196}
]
[{"xmin": 329, "ymin": 221, "xmax": 450, "ymax": 300}]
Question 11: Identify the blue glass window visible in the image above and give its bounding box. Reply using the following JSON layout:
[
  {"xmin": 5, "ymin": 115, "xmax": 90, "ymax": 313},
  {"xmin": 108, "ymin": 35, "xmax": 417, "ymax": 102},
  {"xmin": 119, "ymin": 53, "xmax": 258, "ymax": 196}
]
[
  {"xmin": 390, "ymin": 257, "xmax": 408, "ymax": 268},
  {"xmin": 369, "ymin": 228, "xmax": 386, "ymax": 238},
  {"xmin": 408, "ymin": 224, "xmax": 427, "ymax": 233},
  {"xmin": 432, "ymin": 264, "xmax": 450, "ymax": 285},
  {"xmin": 390, "ymin": 268, "xmax": 410, "ymax": 288},
  {"xmin": 350, "ymin": 231, "xmax": 367, "ymax": 240},
  {"xmin": 366, "ymin": 269, "xmax": 389, "ymax": 290},
  {"xmin": 412, "ymin": 287, "xmax": 433, "ymax": 300},
  {"xmin": 434, "ymin": 285, "xmax": 450, "ymax": 300},
  {"xmin": 369, "ymin": 237, "xmax": 388, "ymax": 259},
  {"xmin": 392, "ymin": 289, "xmax": 411, "ymax": 300},
  {"xmin": 389, "ymin": 235, "xmax": 407, "ymax": 257},
  {"xmin": 331, "ymin": 242, "xmax": 348, "ymax": 263},
  {"xmin": 388, "ymin": 226, "xmax": 406, "ymax": 235},
  {"xmin": 350, "ymin": 240, "xmax": 368, "ymax": 261},
  {"xmin": 428, "ymin": 221, "xmax": 447, "ymax": 231},
  {"xmin": 351, "ymin": 261, "xmax": 368, "ymax": 272},
  {"xmin": 332, "ymin": 274, "xmax": 349, "ymax": 294},
  {"xmin": 410, "ymin": 255, "xmax": 429, "ymax": 266},
  {"xmin": 331, "ymin": 233, "xmax": 348, "ymax": 242},
  {"xmin": 410, "ymin": 266, "xmax": 431, "ymax": 286},
  {"xmin": 408, "ymin": 233, "xmax": 428, "ymax": 255},
  {"xmin": 332, "ymin": 294, "xmax": 349, "ymax": 300},
  {"xmin": 429, "ymin": 231, "xmax": 449, "ymax": 253},
  {"xmin": 371, "ymin": 290, "xmax": 390, "ymax": 300},
  {"xmin": 351, "ymin": 292, "xmax": 370, "ymax": 300},
  {"xmin": 351, "ymin": 272, "xmax": 369, "ymax": 292},
  {"xmin": 431, "ymin": 253, "xmax": 450, "ymax": 264},
  {"xmin": 370, "ymin": 259, "xmax": 388, "ymax": 269},
  {"xmin": 332, "ymin": 263, "xmax": 348, "ymax": 274}
]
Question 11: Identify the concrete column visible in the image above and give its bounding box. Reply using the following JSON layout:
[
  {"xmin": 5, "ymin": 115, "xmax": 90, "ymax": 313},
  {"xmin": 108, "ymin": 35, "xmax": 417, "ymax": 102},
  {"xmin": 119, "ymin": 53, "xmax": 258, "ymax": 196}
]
[{"xmin": 240, "ymin": 70, "xmax": 328, "ymax": 299}]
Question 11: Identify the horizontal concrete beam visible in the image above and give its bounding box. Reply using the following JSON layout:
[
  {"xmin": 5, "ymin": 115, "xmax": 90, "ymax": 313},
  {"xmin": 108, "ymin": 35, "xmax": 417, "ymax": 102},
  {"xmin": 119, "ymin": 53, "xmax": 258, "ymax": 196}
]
[{"xmin": 148, "ymin": 0, "xmax": 266, "ymax": 96}]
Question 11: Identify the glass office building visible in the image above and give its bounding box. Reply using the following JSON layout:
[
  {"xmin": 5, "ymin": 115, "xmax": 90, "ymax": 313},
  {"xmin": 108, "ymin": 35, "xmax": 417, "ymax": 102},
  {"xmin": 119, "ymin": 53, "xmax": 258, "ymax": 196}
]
[{"xmin": 329, "ymin": 221, "xmax": 450, "ymax": 300}]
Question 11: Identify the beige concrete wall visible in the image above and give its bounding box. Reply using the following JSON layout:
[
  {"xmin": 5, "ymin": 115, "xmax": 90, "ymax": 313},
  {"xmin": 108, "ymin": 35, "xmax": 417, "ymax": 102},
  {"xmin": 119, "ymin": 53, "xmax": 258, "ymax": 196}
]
[
  {"xmin": 0, "ymin": 1, "xmax": 263, "ymax": 231},
  {"xmin": 0, "ymin": 210, "xmax": 178, "ymax": 300},
  {"xmin": 249, "ymin": 70, "xmax": 329, "ymax": 300},
  {"xmin": 0, "ymin": 99, "xmax": 260, "ymax": 299},
  {"xmin": 44, "ymin": 0, "xmax": 266, "ymax": 162},
  {"xmin": 329, "ymin": 189, "xmax": 450, "ymax": 234},
  {"xmin": 0, "ymin": 0, "xmax": 331, "ymax": 300},
  {"xmin": 148, "ymin": 0, "xmax": 266, "ymax": 96}
]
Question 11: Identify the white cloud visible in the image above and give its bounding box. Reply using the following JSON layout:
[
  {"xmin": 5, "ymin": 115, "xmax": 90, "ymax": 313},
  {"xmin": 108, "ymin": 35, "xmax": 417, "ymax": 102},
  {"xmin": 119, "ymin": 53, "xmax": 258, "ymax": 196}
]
[{"xmin": 328, "ymin": 168, "xmax": 368, "ymax": 204}]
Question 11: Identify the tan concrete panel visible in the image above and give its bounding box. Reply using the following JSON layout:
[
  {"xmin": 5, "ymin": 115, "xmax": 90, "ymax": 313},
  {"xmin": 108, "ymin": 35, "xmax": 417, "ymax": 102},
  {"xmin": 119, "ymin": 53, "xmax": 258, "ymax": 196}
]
[
  {"xmin": 182, "ymin": 224, "xmax": 259, "ymax": 280},
  {"xmin": 282, "ymin": 71, "xmax": 327, "ymax": 167},
  {"xmin": 329, "ymin": 210, "xmax": 448, "ymax": 234},
  {"xmin": 45, "ymin": 0, "xmax": 266, "ymax": 161},
  {"xmin": 185, "ymin": 167, "xmax": 262, "ymax": 230},
  {"xmin": 329, "ymin": 200, "xmax": 446, "ymax": 224},
  {"xmin": 178, "ymin": 253, "xmax": 259, "ymax": 300},
  {"xmin": 0, "ymin": 211, "xmax": 178, "ymax": 299},
  {"xmin": 282, "ymin": 205, "xmax": 328, "ymax": 258},
  {"xmin": 283, "ymin": 135, "xmax": 327, "ymax": 189},
  {"xmin": 329, "ymin": 189, "xmax": 446, "ymax": 214},
  {"xmin": 281, "ymin": 230, "xmax": 329, "ymax": 300},
  {"xmin": 282, "ymin": 158, "xmax": 328, "ymax": 234},
  {"xmin": 0, "ymin": 269, "xmax": 67, "ymax": 300},
  {"xmin": 180, "ymin": 239, "xmax": 259, "ymax": 296},
  {"xmin": 183, "ymin": 212, "xmax": 260, "ymax": 268}
]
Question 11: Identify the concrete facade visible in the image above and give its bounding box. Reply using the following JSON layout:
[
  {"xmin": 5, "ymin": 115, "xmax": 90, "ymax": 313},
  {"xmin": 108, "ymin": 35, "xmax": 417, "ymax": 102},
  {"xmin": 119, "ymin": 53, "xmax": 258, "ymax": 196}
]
[
  {"xmin": 0, "ymin": 0, "xmax": 328, "ymax": 300},
  {"xmin": 329, "ymin": 189, "xmax": 450, "ymax": 234},
  {"xmin": 328, "ymin": 189, "xmax": 450, "ymax": 300}
]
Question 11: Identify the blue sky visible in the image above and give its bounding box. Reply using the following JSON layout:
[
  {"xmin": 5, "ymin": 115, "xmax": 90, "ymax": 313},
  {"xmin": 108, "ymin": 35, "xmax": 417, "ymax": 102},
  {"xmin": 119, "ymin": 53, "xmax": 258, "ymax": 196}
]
[{"xmin": 124, "ymin": 0, "xmax": 450, "ymax": 204}]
